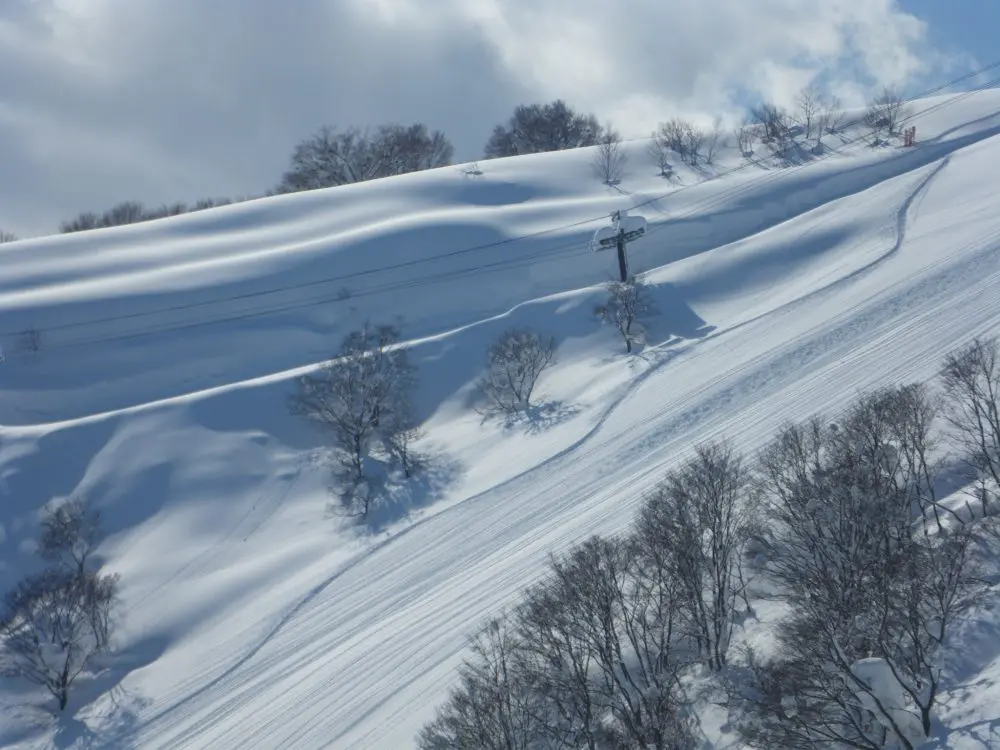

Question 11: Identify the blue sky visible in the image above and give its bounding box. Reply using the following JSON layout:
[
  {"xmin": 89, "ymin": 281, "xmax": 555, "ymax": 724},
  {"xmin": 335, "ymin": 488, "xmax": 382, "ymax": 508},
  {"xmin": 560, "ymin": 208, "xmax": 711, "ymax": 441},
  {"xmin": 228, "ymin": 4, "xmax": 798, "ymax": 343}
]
[
  {"xmin": 902, "ymin": 0, "xmax": 999, "ymax": 68},
  {"xmin": 0, "ymin": 0, "xmax": 995, "ymax": 239}
]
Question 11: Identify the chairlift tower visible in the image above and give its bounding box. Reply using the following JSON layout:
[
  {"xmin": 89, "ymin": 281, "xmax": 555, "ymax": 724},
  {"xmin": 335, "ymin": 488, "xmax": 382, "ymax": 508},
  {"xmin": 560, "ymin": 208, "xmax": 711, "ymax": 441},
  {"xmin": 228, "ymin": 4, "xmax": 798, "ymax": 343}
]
[{"xmin": 593, "ymin": 209, "xmax": 647, "ymax": 282}]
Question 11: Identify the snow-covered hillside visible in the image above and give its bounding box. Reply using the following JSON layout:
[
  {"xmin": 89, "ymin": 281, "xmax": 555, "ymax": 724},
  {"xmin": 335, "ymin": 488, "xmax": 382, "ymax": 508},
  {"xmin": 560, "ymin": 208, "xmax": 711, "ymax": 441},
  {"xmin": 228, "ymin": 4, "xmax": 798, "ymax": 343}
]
[{"xmin": 3, "ymin": 88, "xmax": 1000, "ymax": 749}]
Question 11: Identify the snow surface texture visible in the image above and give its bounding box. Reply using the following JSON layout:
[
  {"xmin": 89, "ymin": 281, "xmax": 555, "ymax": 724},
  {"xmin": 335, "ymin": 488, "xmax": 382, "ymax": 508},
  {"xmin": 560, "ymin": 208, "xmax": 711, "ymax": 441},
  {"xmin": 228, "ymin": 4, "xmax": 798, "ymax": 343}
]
[{"xmin": 3, "ymin": 90, "xmax": 1000, "ymax": 748}]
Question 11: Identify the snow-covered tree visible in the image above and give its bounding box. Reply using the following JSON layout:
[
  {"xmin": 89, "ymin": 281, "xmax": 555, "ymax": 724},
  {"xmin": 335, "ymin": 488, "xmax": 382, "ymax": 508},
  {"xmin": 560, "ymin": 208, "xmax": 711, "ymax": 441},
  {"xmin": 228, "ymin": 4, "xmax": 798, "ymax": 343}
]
[
  {"xmin": 478, "ymin": 328, "xmax": 556, "ymax": 415},
  {"xmin": 277, "ymin": 124, "xmax": 453, "ymax": 193},
  {"xmin": 596, "ymin": 274, "xmax": 655, "ymax": 353},
  {"xmin": 593, "ymin": 123, "xmax": 627, "ymax": 185},
  {"xmin": 289, "ymin": 322, "xmax": 419, "ymax": 515},
  {"xmin": 484, "ymin": 100, "xmax": 603, "ymax": 158},
  {"xmin": 637, "ymin": 441, "xmax": 756, "ymax": 670},
  {"xmin": 737, "ymin": 386, "xmax": 986, "ymax": 749},
  {"xmin": 942, "ymin": 336, "xmax": 1000, "ymax": 511}
]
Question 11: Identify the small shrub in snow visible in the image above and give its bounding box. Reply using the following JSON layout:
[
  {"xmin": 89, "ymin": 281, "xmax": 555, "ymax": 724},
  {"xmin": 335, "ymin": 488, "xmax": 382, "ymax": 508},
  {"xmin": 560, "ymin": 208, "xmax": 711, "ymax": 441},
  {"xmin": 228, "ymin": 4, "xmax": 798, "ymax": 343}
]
[
  {"xmin": 0, "ymin": 230, "xmax": 16, "ymax": 243},
  {"xmin": 462, "ymin": 161, "xmax": 484, "ymax": 177},
  {"xmin": 478, "ymin": 328, "xmax": 556, "ymax": 415}
]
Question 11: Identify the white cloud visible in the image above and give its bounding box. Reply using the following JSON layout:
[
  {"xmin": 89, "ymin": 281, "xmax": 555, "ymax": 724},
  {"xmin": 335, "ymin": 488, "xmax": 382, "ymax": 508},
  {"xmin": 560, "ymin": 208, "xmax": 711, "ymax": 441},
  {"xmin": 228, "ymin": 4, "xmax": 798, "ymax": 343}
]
[{"xmin": 0, "ymin": 0, "xmax": 954, "ymax": 237}]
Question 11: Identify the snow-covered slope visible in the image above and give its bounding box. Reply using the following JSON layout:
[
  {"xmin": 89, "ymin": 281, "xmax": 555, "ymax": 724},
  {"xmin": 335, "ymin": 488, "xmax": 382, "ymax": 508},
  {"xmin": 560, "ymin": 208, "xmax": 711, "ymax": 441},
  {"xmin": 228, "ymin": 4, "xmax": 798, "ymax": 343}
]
[{"xmin": 3, "ymin": 89, "xmax": 1000, "ymax": 749}]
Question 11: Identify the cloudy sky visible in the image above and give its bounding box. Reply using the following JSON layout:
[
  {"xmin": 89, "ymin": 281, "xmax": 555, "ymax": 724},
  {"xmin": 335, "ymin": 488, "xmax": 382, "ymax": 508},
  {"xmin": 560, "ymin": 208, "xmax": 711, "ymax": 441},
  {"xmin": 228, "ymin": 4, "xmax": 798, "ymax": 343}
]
[{"xmin": 0, "ymin": 0, "xmax": 994, "ymax": 239}]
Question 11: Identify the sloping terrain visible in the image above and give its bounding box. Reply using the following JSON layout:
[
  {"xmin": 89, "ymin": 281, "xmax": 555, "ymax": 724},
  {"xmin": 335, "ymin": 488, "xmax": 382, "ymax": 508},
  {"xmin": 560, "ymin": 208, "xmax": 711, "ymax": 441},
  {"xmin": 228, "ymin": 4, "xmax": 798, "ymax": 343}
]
[{"xmin": 2, "ymin": 89, "xmax": 1000, "ymax": 749}]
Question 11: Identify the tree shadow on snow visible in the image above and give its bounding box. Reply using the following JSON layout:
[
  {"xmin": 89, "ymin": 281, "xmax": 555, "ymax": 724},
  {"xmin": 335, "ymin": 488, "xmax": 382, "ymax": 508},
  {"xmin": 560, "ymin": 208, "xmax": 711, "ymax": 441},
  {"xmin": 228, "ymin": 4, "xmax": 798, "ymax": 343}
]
[
  {"xmin": 481, "ymin": 400, "xmax": 582, "ymax": 436},
  {"xmin": 327, "ymin": 450, "xmax": 465, "ymax": 535}
]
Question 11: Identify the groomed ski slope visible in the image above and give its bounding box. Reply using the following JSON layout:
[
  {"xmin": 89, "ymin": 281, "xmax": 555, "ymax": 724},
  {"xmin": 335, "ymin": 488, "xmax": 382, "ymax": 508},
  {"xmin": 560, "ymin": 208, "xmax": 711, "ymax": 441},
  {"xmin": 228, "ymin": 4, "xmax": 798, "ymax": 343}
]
[{"xmin": 2, "ymin": 89, "xmax": 1000, "ymax": 748}]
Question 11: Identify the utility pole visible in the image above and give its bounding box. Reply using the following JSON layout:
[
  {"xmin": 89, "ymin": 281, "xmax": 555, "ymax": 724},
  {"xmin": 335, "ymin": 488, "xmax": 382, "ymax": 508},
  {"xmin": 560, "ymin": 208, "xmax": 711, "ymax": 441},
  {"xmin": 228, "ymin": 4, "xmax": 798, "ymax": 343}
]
[{"xmin": 593, "ymin": 209, "xmax": 647, "ymax": 282}]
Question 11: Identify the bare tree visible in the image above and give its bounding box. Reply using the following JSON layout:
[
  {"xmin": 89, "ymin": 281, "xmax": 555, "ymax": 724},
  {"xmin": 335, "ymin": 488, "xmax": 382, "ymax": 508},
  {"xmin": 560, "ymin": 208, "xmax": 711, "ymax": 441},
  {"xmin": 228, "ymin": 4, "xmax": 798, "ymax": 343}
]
[
  {"xmin": 825, "ymin": 95, "xmax": 847, "ymax": 134},
  {"xmin": 813, "ymin": 108, "xmax": 832, "ymax": 151},
  {"xmin": 864, "ymin": 86, "xmax": 908, "ymax": 144},
  {"xmin": 637, "ymin": 442, "xmax": 756, "ymax": 670},
  {"xmin": 595, "ymin": 275, "xmax": 655, "ymax": 353},
  {"xmin": 377, "ymin": 123, "xmax": 454, "ymax": 176},
  {"xmin": 941, "ymin": 337, "xmax": 1000, "ymax": 509},
  {"xmin": 381, "ymin": 399, "xmax": 424, "ymax": 480},
  {"xmin": 60, "ymin": 212, "xmax": 100, "ymax": 233},
  {"xmin": 654, "ymin": 118, "xmax": 687, "ymax": 155},
  {"xmin": 647, "ymin": 132, "xmax": 675, "ymax": 177},
  {"xmin": 484, "ymin": 100, "xmax": 603, "ymax": 158},
  {"xmin": 0, "ymin": 229, "xmax": 17, "ymax": 243},
  {"xmin": 478, "ymin": 329, "xmax": 556, "ymax": 415},
  {"xmin": 737, "ymin": 390, "xmax": 988, "ymax": 748},
  {"xmin": 652, "ymin": 118, "xmax": 703, "ymax": 166},
  {"xmin": 544, "ymin": 536, "xmax": 698, "ymax": 749},
  {"xmin": 593, "ymin": 123, "xmax": 627, "ymax": 185},
  {"xmin": 738, "ymin": 520, "xmax": 983, "ymax": 750},
  {"xmin": 145, "ymin": 202, "xmax": 189, "ymax": 221},
  {"xmin": 101, "ymin": 201, "xmax": 146, "ymax": 227},
  {"xmin": 0, "ymin": 569, "xmax": 118, "ymax": 711},
  {"xmin": 516, "ymin": 578, "xmax": 603, "ymax": 749},
  {"xmin": 289, "ymin": 322, "xmax": 418, "ymax": 515},
  {"xmin": 418, "ymin": 615, "xmax": 540, "ymax": 750},
  {"xmin": 734, "ymin": 119, "xmax": 759, "ymax": 158},
  {"xmin": 750, "ymin": 103, "xmax": 792, "ymax": 151},
  {"xmin": 191, "ymin": 197, "xmax": 233, "ymax": 211},
  {"xmin": 794, "ymin": 84, "xmax": 823, "ymax": 139},
  {"xmin": 704, "ymin": 117, "xmax": 725, "ymax": 165},
  {"xmin": 683, "ymin": 124, "xmax": 705, "ymax": 166},
  {"xmin": 277, "ymin": 124, "xmax": 454, "ymax": 193},
  {"xmin": 39, "ymin": 499, "xmax": 103, "ymax": 577}
]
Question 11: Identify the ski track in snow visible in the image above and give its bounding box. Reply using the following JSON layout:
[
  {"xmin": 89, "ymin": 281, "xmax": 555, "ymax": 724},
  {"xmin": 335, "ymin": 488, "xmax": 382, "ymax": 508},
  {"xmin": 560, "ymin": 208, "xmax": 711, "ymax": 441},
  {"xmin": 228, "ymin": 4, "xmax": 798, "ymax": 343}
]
[{"xmin": 3, "ymin": 91, "xmax": 1000, "ymax": 749}]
